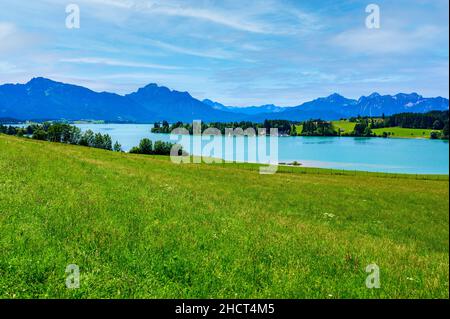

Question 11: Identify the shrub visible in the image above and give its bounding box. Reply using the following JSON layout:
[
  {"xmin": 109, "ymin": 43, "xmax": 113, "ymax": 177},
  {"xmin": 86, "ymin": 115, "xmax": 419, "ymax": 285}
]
[
  {"xmin": 138, "ymin": 138, "xmax": 153, "ymax": 154},
  {"xmin": 32, "ymin": 129, "xmax": 48, "ymax": 140},
  {"xmin": 430, "ymin": 131, "xmax": 442, "ymax": 139}
]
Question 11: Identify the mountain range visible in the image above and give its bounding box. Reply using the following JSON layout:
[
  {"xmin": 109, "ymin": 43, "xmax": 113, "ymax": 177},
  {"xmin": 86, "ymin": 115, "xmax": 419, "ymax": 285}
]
[{"xmin": 0, "ymin": 77, "xmax": 448, "ymax": 123}]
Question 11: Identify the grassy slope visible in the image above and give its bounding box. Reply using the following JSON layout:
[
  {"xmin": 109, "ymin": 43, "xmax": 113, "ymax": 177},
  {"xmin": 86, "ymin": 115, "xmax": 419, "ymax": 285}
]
[
  {"xmin": 0, "ymin": 135, "xmax": 448, "ymax": 299},
  {"xmin": 332, "ymin": 121, "xmax": 437, "ymax": 138},
  {"xmin": 371, "ymin": 127, "xmax": 435, "ymax": 138},
  {"xmin": 332, "ymin": 120, "xmax": 356, "ymax": 134},
  {"xmin": 295, "ymin": 124, "xmax": 303, "ymax": 134}
]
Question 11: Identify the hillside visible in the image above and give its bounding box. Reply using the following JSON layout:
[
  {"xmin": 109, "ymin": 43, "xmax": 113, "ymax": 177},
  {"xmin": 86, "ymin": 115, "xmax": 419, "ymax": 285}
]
[{"xmin": 0, "ymin": 135, "xmax": 448, "ymax": 298}]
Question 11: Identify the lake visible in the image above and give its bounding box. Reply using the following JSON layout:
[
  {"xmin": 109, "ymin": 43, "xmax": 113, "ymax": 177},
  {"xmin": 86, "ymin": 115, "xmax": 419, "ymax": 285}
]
[{"xmin": 73, "ymin": 124, "xmax": 449, "ymax": 175}]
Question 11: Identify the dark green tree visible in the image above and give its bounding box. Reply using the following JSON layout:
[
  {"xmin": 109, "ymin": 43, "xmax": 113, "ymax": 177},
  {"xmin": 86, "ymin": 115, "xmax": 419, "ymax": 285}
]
[
  {"xmin": 79, "ymin": 130, "xmax": 95, "ymax": 147},
  {"xmin": 113, "ymin": 141, "xmax": 122, "ymax": 152},
  {"xmin": 32, "ymin": 129, "xmax": 48, "ymax": 140},
  {"xmin": 442, "ymin": 122, "xmax": 449, "ymax": 139},
  {"xmin": 138, "ymin": 138, "xmax": 153, "ymax": 154}
]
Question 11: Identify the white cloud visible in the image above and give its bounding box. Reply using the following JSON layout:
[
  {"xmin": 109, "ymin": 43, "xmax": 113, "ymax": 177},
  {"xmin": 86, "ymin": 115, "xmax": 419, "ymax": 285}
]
[
  {"xmin": 145, "ymin": 39, "xmax": 234, "ymax": 60},
  {"xmin": 87, "ymin": 0, "xmax": 135, "ymax": 8},
  {"xmin": 59, "ymin": 57, "xmax": 182, "ymax": 70},
  {"xmin": 143, "ymin": 1, "xmax": 322, "ymax": 35},
  {"xmin": 64, "ymin": 0, "xmax": 319, "ymax": 35},
  {"xmin": 0, "ymin": 22, "xmax": 15, "ymax": 39},
  {"xmin": 0, "ymin": 61, "xmax": 22, "ymax": 74},
  {"xmin": 0, "ymin": 22, "xmax": 42, "ymax": 60},
  {"xmin": 145, "ymin": 2, "xmax": 277, "ymax": 34},
  {"xmin": 332, "ymin": 25, "xmax": 445, "ymax": 54},
  {"xmin": 0, "ymin": 23, "xmax": 26, "ymax": 53}
]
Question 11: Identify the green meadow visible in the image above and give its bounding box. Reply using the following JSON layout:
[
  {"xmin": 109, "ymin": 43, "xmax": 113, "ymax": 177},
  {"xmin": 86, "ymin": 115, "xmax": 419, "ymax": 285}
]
[
  {"xmin": 296, "ymin": 121, "xmax": 436, "ymax": 138},
  {"xmin": 332, "ymin": 121, "xmax": 437, "ymax": 138},
  {"xmin": 0, "ymin": 134, "xmax": 448, "ymax": 299},
  {"xmin": 371, "ymin": 127, "xmax": 435, "ymax": 138},
  {"xmin": 332, "ymin": 120, "xmax": 356, "ymax": 134}
]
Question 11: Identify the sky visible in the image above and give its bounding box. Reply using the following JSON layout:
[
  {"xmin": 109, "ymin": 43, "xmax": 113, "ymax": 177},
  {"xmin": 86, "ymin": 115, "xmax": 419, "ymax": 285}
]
[{"xmin": 0, "ymin": 0, "xmax": 448, "ymax": 106}]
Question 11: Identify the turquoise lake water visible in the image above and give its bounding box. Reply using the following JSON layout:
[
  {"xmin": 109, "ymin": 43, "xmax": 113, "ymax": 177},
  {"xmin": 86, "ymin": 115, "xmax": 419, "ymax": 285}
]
[{"xmin": 74, "ymin": 124, "xmax": 449, "ymax": 175}]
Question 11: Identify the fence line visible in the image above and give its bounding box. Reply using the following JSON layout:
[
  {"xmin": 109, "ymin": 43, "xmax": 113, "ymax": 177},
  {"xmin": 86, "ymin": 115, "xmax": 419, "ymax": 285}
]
[{"xmin": 200, "ymin": 162, "xmax": 448, "ymax": 181}]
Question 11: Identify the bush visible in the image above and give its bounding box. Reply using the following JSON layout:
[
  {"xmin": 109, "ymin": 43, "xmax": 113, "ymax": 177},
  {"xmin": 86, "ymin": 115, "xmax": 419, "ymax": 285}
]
[
  {"xmin": 129, "ymin": 139, "xmax": 182, "ymax": 156},
  {"xmin": 153, "ymin": 141, "xmax": 173, "ymax": 155},
  {"xmin": 430, "ymin": 131, "xmax": 442, "ymax": 139},
  {"xmin": 32, "ymin": 129, "xmax": 48, "ymax": 140},
  {"xmin": 113, "ymin": 141, "xmax": 122, "ymax": 152},
  {"xmin": 129, "ymin": 147, "xmax": 141, "ymax": 154},
  {"xmin": 138, "ymin": 138, "xmax": 153, "ymax": 154}
]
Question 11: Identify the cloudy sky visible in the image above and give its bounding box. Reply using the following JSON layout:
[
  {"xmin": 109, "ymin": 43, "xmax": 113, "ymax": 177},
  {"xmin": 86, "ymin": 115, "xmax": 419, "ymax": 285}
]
[{"xmin": 0, "ymin": 0, "xmax": 448, "ymax": 106}]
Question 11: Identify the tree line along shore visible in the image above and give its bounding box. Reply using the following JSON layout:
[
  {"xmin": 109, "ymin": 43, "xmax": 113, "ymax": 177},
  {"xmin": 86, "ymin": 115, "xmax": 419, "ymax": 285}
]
[
  {"xmin": 0, "ymin": 122, "xmax": 182, "ymax": 156},
  {"xmin": 150, "ymin": 110, "xmax": 449, "ymax": 139}
]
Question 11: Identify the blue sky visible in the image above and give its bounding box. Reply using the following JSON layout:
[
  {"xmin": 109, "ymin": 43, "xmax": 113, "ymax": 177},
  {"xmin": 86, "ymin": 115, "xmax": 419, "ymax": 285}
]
[{"xmin": 0, "ymin": 0, "xmax": 448, "ymax": 106}]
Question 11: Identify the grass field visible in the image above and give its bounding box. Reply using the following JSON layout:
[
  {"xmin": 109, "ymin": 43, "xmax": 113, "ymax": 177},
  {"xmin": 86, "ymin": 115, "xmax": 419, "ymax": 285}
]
[
  {"xmin": 316, "ymin": 120, "xmax": 433, "ymax": 138},
  {"xmin": 0, "ymin": 134, "xmax": 448, "ymax": 298},
  {"xmin": 297, "ymin": 121, "xmax": 437, "ymax": 139},
  {"xmin": 332, "ymin": 121, "xmax": 436, "ymax": 138},
  {"xmin": 332, "ymin": 120, "xmax": 356, "ymax": 133},
  {"xmin": 371, "ymin": 127, "xmax": 435, "ymax": 138}
]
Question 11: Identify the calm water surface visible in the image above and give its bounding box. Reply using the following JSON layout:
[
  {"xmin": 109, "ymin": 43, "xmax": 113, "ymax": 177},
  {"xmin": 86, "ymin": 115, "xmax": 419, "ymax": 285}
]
[{"xmin": 75, "ymin": 124, "xmax": 449, "ymax": 175}]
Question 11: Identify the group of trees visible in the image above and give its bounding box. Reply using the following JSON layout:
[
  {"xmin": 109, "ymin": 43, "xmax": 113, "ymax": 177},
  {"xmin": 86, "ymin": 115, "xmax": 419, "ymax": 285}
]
[
  {"xmin": 294, "ymin": 111, "xmax": 449, "ymax": 138},
  {"xmin": 349, "ymin": 120, "xmax": 376, "ymax": 137},
  {"xmin": 263, "ymin": 120, "xmax": 294, "ymax": 136},
  {"xmin": 77, "ymin": 129, "xmax": 116, "ymax": 151},
  {"xmin": 301, "ymin": 120, "xmax": 338, "ymax": 136},
  {"xmin": 375, "ymin": 111, "xmax": 449, "ymax": 130},
  {"xmin": 1, "ymin": 122, "xmax": 184, "ymax": 156},
  {"xmin": 0, "ymin": 123, "xmax": 122, "ymax": 152},
  {"xmin": 300, "ymin": 119, "xmax": 375, "ymax": 137},
  {"xmin": 152, "ymin": 120, "xmax": 297, "ymax": 136},
  {"xmin": 151, "ymin": 112, "xmax": 449, "ymax": 139},
  {"xmin": 151, "ymin": 121, "xmax": 173, "ymax": 134},
  {"xmin": 349, "ymin": 111, "xmax": 449, "ymax": 139},
  {"xmin": 0, "ymin": 125, "xmax": 21, "ymax": 136},
  {"xmin": 129, "ymin": 138, "xmax": 183, "ymax": 156}
]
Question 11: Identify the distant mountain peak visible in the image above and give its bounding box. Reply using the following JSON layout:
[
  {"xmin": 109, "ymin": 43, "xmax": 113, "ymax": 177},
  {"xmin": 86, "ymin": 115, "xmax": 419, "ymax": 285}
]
[
  {"xmin": 27, "ymin": 77, "xmax": 57, "ymax": 86},
  {"xmin": 135, "ymin": 83, "xmax": 193, "ymax": 99},
  {"xmin": 328, "ymin": 93, "xmax": 344, "ymax": 98},
  {"xmin": 324, "ymin": 93, "xmax": 348, "ymax": 102},
  {"xmin": 143, "ymin": 83, "xmax": 159, "ymax": 88},
  {"xmin": 139, "ymin": 83, "xmax": 165, "ymax": 91},
  {"xmin": 28, "ymin": 76, "xmax": 48, "ymax": 82}
]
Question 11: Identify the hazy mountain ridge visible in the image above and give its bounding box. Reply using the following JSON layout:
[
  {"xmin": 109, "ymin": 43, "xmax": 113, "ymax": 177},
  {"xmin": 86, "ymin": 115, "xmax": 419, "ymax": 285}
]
[
  {"xmin": 0, "ymin": 78, "xmax": 448, "ymax": 123},
  {"xmin": 202, "ymin": 99, "xmax": 285, "ymax": 115}
]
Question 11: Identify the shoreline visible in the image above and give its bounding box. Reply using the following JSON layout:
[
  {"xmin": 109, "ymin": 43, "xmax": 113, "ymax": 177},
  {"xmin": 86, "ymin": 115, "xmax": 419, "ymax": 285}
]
[
  {"xmin": 0, "ymin": 133, "xmax": 448, "ymax": 178},
  {"xmin": 4, "ymin": 122, "xmax": 448, "ymax": 141}
]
